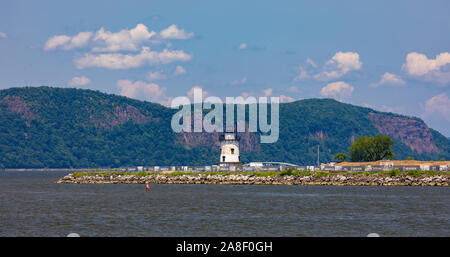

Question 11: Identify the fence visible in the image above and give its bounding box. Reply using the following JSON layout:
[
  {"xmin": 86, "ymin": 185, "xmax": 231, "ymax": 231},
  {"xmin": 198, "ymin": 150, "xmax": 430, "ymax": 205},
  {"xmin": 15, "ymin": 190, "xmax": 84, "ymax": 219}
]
[
  {"xmin": 3, "ymin": 164, "xmax": 447, "ymax": 173},
  {"xmin": 113, "ymin": 164, "xmax": 450, "ymax": 173},
  {"xmin": 118, "ymin": 165, "xmax": 307, "ymax": 173}
]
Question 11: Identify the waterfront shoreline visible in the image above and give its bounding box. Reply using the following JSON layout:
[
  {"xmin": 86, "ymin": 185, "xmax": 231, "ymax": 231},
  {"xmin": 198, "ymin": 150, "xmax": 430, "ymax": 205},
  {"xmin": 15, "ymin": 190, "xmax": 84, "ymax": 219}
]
[{"xmin": 57, "ymin": 172, "xmax": 450, "ymax": 186}]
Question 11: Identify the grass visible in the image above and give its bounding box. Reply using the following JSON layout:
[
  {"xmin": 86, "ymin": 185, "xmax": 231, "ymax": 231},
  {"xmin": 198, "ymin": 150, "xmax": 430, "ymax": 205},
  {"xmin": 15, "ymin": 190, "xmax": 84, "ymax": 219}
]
[
  {"xmin": 314, "ymin": 171, "xmax": 332, "ymax": 178},
  {"xmin": 348, "ymin": 171, "xmax": 371, "ymax": 176},
  {"xmin": 167, "ymin": 171, "xmax": 278, "ymax": 177},
  {"xmin": 405, "ymin": 170, "xmax": 446, "ymax": 177},
  {"xmin": 72, "ymin": 171, "xmax": 159, "ymax": 177},
  {"xmin": 253, "ymin": 171, "xmax": 278, "ymax": 177},
  {"xmin": 71, "ymin": 169, "xmax": 449, "ymax": 178}
]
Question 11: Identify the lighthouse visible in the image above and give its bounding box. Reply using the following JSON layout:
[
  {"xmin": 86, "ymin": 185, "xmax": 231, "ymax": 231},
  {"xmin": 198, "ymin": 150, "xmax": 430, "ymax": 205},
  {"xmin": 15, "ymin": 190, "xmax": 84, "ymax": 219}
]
[{"xmin": 219, "ymin": 127, "xmax": 241, "ymax": 166}]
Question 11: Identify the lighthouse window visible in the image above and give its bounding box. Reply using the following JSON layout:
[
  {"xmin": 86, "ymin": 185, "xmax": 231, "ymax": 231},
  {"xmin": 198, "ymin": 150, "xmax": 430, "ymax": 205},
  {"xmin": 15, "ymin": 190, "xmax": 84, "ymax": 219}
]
[
  {"xmin": 231, "ymin": 148, "xmax": 235, "ymax": 154},
  {"xmin": 222, "ymin": 156, "xmax": 226, "ymax": 162}
]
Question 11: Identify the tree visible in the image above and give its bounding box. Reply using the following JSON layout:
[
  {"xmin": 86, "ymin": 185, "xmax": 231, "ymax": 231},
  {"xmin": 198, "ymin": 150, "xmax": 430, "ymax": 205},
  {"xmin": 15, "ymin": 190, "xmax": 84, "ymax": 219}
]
[
  {"xmin": 407, "ymin": 156, "xmax": 414, "ymax": 160},
  {"xmin": 333, "ymin": 153, "xmax": 348, "ymax": 162},
  {"xmin": 349, "ymin": 135, "xmax": 395, "ymax": 162}
]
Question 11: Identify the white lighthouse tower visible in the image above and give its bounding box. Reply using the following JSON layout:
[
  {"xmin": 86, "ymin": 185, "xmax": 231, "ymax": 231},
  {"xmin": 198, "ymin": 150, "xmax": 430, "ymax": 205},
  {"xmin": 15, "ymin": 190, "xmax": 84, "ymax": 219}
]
[{"xmin": 219, "ymin": 127, "xmax": 241, "ymax": 166}]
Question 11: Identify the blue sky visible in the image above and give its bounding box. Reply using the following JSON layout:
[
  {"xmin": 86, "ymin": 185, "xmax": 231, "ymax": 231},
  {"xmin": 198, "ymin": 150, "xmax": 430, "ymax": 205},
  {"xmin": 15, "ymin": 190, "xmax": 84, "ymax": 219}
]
[{"xmin": 1, "ymin": 0, "xmax": 449, "ymax": 136}]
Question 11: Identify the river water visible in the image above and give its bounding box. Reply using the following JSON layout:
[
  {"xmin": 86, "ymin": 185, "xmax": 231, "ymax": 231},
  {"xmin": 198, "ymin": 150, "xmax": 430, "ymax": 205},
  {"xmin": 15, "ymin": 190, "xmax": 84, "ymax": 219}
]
[{"xmin": 0, "ymin": 171, "xmax": 449, "ymax": 237}]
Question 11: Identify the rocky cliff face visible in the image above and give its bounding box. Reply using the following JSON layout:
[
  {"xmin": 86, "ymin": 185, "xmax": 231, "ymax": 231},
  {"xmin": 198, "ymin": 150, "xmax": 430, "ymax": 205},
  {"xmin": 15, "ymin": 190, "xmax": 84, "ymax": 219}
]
[
  {"xmin": 0, "ymin": 95, "xmax": 36, "ymax": 120},
  {"xmin": 368, "ymin": 113, "xmax": 439, "ymax": 154},
  {"xmin": 91, "ymin": 105, "xmax": 157, "ymax": 129}
]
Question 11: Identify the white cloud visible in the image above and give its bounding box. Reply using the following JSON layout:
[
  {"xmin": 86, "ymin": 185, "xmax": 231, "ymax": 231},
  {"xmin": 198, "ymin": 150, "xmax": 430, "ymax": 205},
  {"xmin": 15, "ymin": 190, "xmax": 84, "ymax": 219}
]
[
  {"xmin": 378, "ymin": 105, "xmax": 406, "ymax": 114},
  {"xmin": 174, "ymin": 65, "xmax": 186, "ymax": 75},
  {"xmin": 146, "ymin": 71, "xmax": 166, "ymax": 81},
  {"xmin": 293, "ymin": 67, "xmax": 309, "ymax": 81},
  {"xmin": 44, "ymin": 31, "xmax": 93, "ymax": 51},
  {"xmin": 68, "ymin": 76, "xmax": 91, "ymax": 86},
  {"xmin": 160, "ymin": 24, "xmax": 193, "ymax": 39},
  {"xmin": 370, "ymin": 72, "xmax": 405, "ymax": 87},
  {"xmin": 231, "ymin": 77, "xmax": 247, "ymax": 85},
  {"xmin": 263, "ymin": 88, "xmax": 273, "ymax": 97},
  {"xmin": 279, "ymin": 95, "xmax": 295, "ymax": 103},
  {"xmin": 362, "ymin": 103, "xmax": 373, "ymax": 108},
  {"xmin": 92, "ymin": 24, "xmax": 156, "ymax": 52},
  {"xmin": 240, "ymin": 92, "xmax": 251, "ymax": 98},
  {"xmin": 328, "ymin": 52, "xmax": 362, "ymax": 70},
  {"xmin": 116, "ymin": 79, "xmax": 171, "ymax": 105},
  {"xmin": 320, "ymin": 81, "xmax": 354, "ymax": 100},
  {"xmin": 314, "ymin": 52, "xmax": 362, "ymax": 81},
  {"xmin": 423, "ymin": 93, "xmax": 450, "ymax": 121},
  {"xmin": 44, "ymin": 24, "xmax": 194, "ymax": 53},
  {"xmin": 70, "ymin": 32, "xmax": 94, "ymax": 49},
  {"xmin": 359, "ymin": 102, "xmax": 406, "ymax": 115},
  {"xmin": 402, "ymin": 52, "xmax": 450, "ymax": 85},
  {"xmin": 186, "ymin": 86, "xmax": 210, "ymax": 103},
  {"xmin": 45, "ymin": 35, "xmax": 71, "ymax": 50},
  {"xmin": 239, "ymin": 43, "xmax": 247, "ymax": 50},
  {"xmin": 306, "ymin": 57, "xmax": 317, "ymax": 68},
  {"xmin": 403, "ymin": 52, "xmax": 450, "ymax": 76},
  {"xmin": 378, "ymin": 72, "xmax": 405, "ymax": 85},
  {"xmin": 74, "ymin": 46, "xmax": 192, "ymax": 69},
  {"xmin": 0, "ymin": 32, "xmax": 7, "ymax": 38},
  {"xmin": 240, "ymin": 90, "xmax": 296, "ymax": 103}
]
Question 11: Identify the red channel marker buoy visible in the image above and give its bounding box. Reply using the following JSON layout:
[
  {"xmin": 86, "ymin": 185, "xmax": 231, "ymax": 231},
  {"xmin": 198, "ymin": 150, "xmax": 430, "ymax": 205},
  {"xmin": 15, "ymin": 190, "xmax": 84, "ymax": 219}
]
[{"xmin": 146, "ymin": 184, "xmax": 150, "ymax": 192}]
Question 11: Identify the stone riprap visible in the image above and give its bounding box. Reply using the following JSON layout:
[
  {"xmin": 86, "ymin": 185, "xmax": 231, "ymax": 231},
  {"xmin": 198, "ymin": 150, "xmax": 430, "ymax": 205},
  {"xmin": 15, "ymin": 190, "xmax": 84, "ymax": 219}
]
[{"xmin": 57, "ymin": 173, "xmax": 450, "ymax": 186}]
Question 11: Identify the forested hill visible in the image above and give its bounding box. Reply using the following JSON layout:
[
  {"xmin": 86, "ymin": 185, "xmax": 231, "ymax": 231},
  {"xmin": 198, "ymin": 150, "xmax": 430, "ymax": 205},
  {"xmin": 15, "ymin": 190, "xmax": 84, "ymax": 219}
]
[{"xmin": 0, "ymin": 86, "xmax": 449, "ymax": 168}]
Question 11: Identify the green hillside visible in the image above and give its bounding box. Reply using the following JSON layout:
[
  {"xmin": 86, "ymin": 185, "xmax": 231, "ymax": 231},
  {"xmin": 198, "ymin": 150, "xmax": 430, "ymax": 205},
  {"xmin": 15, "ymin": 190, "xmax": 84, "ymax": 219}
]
[{"xmin": 0, "ymin": 86, "xmax": 448, "ymax": 168}]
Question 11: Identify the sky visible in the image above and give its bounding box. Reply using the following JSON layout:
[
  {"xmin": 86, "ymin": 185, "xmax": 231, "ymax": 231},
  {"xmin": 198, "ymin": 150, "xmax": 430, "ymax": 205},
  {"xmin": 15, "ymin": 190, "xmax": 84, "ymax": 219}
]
[{"xmin": 0, "ymin": 0, "xmax": 449, "ymax": 136}]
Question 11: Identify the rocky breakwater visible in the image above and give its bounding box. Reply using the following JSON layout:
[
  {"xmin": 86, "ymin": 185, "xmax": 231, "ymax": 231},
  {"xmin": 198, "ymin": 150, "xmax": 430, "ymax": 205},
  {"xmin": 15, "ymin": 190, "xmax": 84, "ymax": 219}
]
[{"xmin": 57, "ymin": 173, "xmax": 450, "ymax": 186}]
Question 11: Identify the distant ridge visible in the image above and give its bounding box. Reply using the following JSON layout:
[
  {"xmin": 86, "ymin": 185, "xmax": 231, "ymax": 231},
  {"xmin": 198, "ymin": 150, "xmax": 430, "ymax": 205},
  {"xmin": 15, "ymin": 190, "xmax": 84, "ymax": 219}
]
[{"xmin": 0, "ymin": 86, "xmax": 449, "ymax": 168}]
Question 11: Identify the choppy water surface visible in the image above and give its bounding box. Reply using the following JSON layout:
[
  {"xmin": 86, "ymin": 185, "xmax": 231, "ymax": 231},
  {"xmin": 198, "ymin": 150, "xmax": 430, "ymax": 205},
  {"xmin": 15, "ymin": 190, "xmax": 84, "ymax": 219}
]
[{"xmin": 0, "ymin": 171, "xmax": 449, "ymax": 236}]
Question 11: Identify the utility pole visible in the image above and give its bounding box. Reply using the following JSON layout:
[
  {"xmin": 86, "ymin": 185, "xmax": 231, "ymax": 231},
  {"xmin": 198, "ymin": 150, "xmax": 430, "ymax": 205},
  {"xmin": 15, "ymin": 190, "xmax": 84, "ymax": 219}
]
[{"xmin": 317, "ymin": 145, "xmax": 320, "ymax": 169}]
